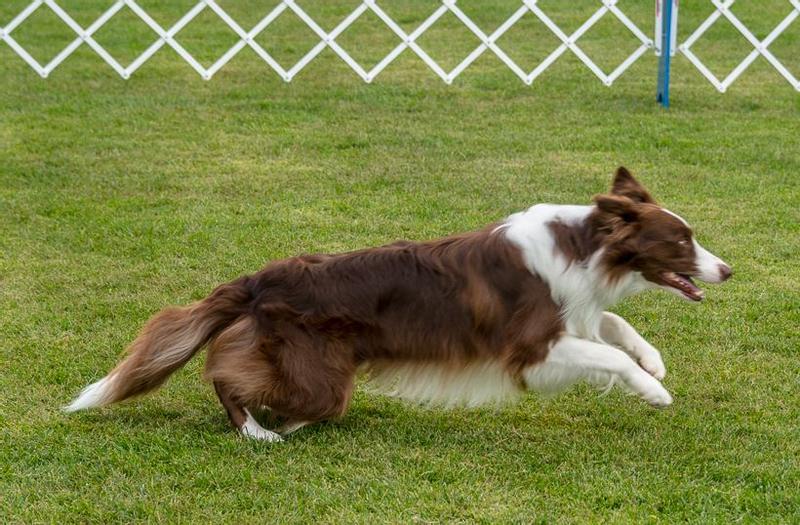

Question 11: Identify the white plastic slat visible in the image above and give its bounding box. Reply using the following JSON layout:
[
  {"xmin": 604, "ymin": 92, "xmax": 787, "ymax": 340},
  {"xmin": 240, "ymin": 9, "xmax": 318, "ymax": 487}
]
[
  {"xmin": 678, "ymin": 0, "xmax": 800, "ymax": 92},
  {"xmin": 3, "ymin": 0, "xmax": 793, "ymax": 90}
]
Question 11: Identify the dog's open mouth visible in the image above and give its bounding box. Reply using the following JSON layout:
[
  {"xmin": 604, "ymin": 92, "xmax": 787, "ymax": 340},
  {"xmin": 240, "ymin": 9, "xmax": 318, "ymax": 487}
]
[{"xmin": 662, "ymin": 272, "xmax": 704, "ymax": 301}]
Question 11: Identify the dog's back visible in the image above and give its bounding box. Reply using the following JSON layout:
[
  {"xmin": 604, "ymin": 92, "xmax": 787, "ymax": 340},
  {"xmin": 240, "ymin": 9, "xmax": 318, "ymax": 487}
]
[{"xmin": 66, "ymin": 225, "xmax": 562, "ymax": 437}]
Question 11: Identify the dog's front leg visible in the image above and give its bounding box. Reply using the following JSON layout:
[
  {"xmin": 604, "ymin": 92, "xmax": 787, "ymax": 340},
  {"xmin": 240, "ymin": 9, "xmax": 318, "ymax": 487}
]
[
  {"xmin": 599, "ymin": 312, "xmax": 666, "ymax": 380},
  {"xmin": 525, "ymin": 335, "xmax": 672, "ymax": 407}
]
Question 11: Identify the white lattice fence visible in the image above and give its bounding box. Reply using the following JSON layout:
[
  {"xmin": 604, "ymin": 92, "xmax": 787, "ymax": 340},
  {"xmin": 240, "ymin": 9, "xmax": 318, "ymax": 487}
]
[
  {"xmin": 678, "ymin": 0, "xmax": 800, "ymax": 92},
  {"xmin": 1, "ymin": 0, "xmax": 798, "ymax": 91}
]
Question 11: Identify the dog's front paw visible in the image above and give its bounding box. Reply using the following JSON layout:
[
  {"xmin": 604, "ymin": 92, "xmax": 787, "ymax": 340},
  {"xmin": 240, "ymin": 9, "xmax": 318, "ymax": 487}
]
[
  {"xmin": 242, "ymin": 426, "xmax": 284, "ymax": 442},
  {"xmin": 643, "ymin": 385, "xmax": 673, "ymax": 408},
  {"xmin": 627, "ymin": 372, "xmax": 673, "ymax": 408},
  {"xmin": 638, "ymin": 352, "xmax": 666, "ymax": 381}
]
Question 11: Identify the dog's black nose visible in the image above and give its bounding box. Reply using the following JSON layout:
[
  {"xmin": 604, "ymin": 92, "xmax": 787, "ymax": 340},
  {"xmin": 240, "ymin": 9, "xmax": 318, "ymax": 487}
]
[{"xmin": 718, "ymin": 264, "xmax": 732, "ymax": 282}]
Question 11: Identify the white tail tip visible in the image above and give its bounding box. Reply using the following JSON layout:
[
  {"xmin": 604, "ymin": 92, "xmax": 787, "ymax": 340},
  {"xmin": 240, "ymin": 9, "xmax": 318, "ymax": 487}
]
[{"xmin": 63, "ymin": 375, "xmax": 114, "ymax": 412}]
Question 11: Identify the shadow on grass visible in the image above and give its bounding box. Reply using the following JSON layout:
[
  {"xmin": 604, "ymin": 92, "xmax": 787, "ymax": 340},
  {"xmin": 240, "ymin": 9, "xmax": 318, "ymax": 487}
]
[{"xmin": 63, "ymin": 388, "xmax": 678, "ymax": 454}]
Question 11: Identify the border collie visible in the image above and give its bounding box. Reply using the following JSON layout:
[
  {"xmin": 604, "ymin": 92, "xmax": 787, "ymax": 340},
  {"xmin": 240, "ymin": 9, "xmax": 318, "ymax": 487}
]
[{"xmin": 66, "ymin": 167, "xmax": 731, "ymax": 441}]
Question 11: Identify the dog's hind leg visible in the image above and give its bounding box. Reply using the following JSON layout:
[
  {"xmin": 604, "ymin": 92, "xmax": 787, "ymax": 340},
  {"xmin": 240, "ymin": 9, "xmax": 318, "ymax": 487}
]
[
  {"xmin": 206, "ymin": 316, "xmax": 355, "ymax": 438},
  {"xmin": 205, "ymin": 317, "xmax": 283, "ymax": 441},
  {"xmin": 213, "ymin": 381, "xmax": 282, "ymax": 442},
  {"xmin": 275, "ymin": 419, "xmax": 310, "ymax": 436},
  {"xmin": 599, "ymin": 312, "xmax": 666, "ymax": 380}
]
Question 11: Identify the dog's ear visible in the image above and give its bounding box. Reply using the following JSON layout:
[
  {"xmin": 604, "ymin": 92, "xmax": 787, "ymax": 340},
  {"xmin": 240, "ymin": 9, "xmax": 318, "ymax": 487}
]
[
  {"xmin": 610, "ymin": 166, "xmax": 655, "ymax": 204},
  {"xmin": 594, "ymin": 194, "xmax": 639, "ymax": 223}
]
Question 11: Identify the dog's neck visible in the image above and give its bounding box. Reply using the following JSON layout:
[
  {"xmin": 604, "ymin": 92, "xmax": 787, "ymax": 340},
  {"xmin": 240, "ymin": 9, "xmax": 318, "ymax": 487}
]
[{"xmin": 502, "ymin": 204, "xmax": 650, "ymax": 339}]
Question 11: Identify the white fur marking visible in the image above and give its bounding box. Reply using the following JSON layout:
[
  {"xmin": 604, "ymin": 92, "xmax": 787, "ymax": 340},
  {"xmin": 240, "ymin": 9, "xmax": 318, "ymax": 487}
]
[
  {"xmin": 63, "ymin": 375, "xmax": 115, "ymax": 412},
  {"xmin": 524, "ymin": 359, "xmax": 612, "ymax": 395},
  {"xmin": 663, "ymin": 208, "xmax": 690, "ymax": 226},
  {"xmin": 365, "ymin": 360, "xmax": 521, "ymax": 408},
  {"xmin": 525, "ymin": 335, "xmax": 672, "ymax": 407},
  {"xmin": 503, "ymin": 204, "xmax": 650, "ymax": 339},
  {"xmin": 693, "ymin": 239, "xmax": 728, "ymax": 283},
  {"xmin": 599, "ymin": 312, "xmax": 666, "ymax": 380},
  {"xmin": 241, "ymin": 409, "xmax": 283, "ymax": 442},
  {"xmin": 664, "ymin": 209, "xmax": 730, "ymax": 283}
]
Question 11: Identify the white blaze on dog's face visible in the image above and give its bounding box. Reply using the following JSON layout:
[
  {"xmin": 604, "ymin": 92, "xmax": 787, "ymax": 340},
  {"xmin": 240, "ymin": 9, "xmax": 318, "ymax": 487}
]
[
  {"xmin": 596, "ymin": 167, "xmax": 732, "ymax": 301},
  {"xmin": 691, "ymin": 238, "xmax": 732, "ymax": 284},
  {"xmin": 661, "ymin": 207, "xmax": 733, "ymax": 285}
]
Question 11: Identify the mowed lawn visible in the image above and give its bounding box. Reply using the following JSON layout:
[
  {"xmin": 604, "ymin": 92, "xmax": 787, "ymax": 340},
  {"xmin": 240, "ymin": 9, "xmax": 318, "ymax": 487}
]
[{"xmin": 1, "ymin": 0, "xmax": 799, "ymax": 522}]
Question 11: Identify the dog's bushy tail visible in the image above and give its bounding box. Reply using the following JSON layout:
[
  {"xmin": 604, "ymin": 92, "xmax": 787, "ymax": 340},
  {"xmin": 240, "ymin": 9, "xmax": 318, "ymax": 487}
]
[{"xmin": 65, "ymin": 279, "xmax": 252, "ymax": 412}]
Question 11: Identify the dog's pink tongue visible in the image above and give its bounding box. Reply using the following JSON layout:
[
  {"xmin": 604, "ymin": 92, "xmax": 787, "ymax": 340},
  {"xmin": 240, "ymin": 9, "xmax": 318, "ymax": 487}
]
[{"xmin": 681, "ymin": 276, "xmax": 703, "ymax": 300}]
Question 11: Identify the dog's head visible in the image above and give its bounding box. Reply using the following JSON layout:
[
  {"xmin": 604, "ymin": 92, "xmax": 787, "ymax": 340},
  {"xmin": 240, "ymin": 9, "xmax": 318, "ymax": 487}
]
[{"xmin": 593, "ymin": 167, "xmax": 732, "ymax": 301}]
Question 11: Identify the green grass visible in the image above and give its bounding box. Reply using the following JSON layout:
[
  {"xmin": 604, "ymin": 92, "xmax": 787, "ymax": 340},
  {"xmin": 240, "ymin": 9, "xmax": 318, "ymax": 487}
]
[{"xmin": 1, "ymin": 1, "xmax": 799, "ymax": 522}]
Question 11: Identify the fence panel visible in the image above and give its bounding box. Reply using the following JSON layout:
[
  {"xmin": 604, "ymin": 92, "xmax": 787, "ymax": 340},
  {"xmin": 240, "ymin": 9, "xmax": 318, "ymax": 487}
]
[
  {"xmin": 678, "ymin": 0, "xmax": 800, "ymax": 91},
  {"xmin": 1, "ymin": 0, "xmax": 797, "ymax": 92}
]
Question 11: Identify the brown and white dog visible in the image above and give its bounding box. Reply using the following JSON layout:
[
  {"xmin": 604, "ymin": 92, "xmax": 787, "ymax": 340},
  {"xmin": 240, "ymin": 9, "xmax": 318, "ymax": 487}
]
[{"xmin": 66, "ymin": 168, "xmax": 732, "ymax": 441}]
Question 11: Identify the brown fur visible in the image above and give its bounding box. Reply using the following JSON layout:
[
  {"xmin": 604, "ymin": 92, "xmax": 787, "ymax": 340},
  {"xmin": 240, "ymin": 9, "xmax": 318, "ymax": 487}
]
[
  {"xmin": 97, "ymin": 225, "xmax": 563, "ymax": 428},
  {"xmin": 610, "ymin": 166, "xmax": 656, "ymax": 204},
  {"xmin": 78, "ymin": 166, "xmax": 718, "ymax": 434},
  {"xmin": 549, "ymin": 168, "xmax": 698, "ymax": 286},
  {"xmin": 99, "ymin": 279, "xmax": 252, "ymax": 406}
]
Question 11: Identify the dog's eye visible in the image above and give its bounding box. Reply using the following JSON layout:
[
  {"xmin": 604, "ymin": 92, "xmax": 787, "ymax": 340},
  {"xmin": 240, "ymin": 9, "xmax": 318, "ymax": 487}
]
[{"xmin": 678, "ymin": 239, "xmax": 689, "ymax": 246}]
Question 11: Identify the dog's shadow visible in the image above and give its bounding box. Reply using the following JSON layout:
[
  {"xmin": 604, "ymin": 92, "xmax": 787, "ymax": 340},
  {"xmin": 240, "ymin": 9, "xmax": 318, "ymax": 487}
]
[
  {"xmin": 66, "ymin": 400, "xmax": 517, "ymax": 441},
  {"xmin": 65, "ymin": 390, "xmax": 665, "ymax": 451}
]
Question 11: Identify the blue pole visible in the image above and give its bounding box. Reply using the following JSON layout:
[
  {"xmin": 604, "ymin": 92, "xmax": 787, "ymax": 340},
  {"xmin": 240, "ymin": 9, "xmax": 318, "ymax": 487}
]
[{"xmin": 657, "ymin": 0, "xmax": 673, "ymax": 108}]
